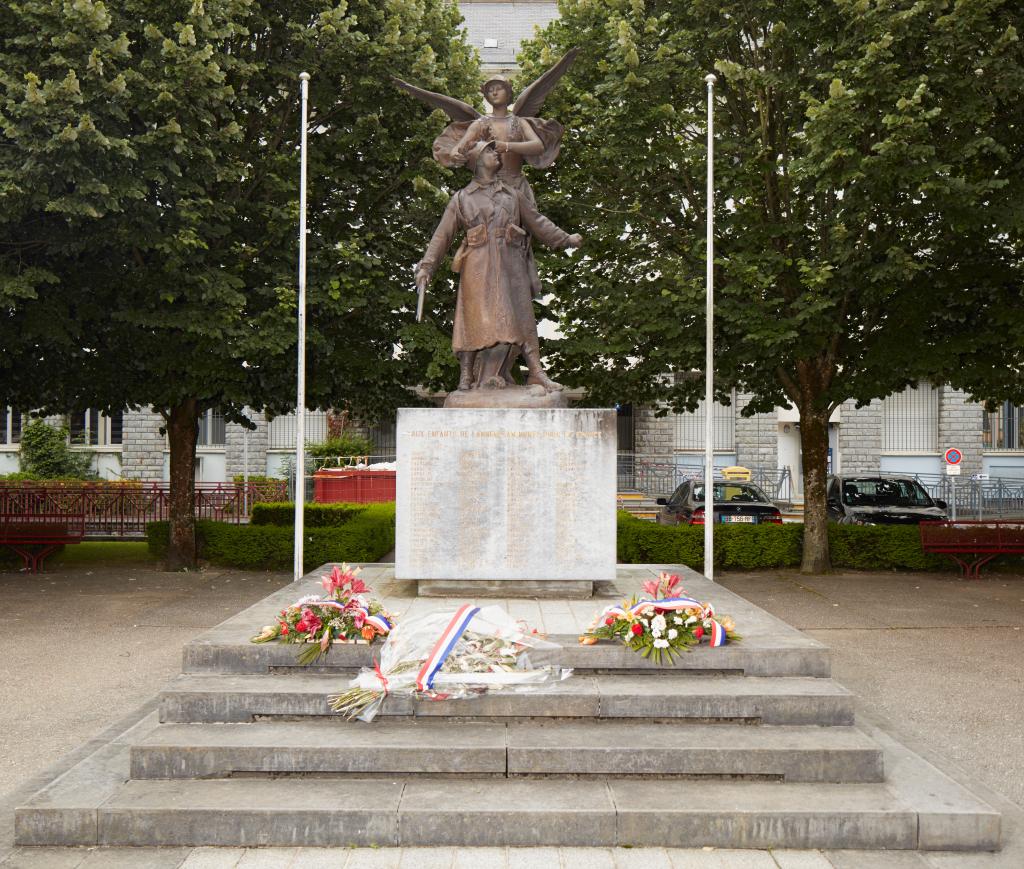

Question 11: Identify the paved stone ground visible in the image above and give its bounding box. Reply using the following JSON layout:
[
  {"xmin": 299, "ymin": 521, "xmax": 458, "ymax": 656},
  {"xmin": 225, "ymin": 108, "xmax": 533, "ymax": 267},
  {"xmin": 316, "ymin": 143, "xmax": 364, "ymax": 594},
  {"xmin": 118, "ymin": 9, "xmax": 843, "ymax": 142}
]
[
  {"xmin": 715, "ymin": 569, "xmax": 1024, "ymax": 809},
  {"xmin": 0, "ymin": 557, "xmax": 1021, "ymax": 867}
]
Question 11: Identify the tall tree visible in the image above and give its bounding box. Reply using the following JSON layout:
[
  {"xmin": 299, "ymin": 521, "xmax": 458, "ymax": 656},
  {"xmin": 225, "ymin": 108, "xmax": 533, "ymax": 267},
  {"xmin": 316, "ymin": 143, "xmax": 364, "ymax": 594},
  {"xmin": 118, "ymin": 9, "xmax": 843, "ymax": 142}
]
[
  {"xmin": 518, "ymin": 0, "xmax": 1024, "ymax": 571},
  {"xmin": 1, "ymin": 0, "xmax": 478, "ymax": 567}
]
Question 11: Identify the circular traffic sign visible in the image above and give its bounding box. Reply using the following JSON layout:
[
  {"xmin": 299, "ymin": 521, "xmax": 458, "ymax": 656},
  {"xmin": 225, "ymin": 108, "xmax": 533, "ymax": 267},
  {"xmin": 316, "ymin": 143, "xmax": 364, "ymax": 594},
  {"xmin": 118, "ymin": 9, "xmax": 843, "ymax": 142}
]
[{"xmin": 944, "ymin": 448, "xmax": 963, "ymax": 465}]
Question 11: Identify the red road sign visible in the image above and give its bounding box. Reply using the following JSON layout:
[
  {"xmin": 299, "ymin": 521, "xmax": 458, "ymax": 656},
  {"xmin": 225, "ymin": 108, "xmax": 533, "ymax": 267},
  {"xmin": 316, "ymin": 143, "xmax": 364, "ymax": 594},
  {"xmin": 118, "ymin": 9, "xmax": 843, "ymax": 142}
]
[{"xmin": 944, "ymin": 448, "xmax": 963, "ymax": 465}]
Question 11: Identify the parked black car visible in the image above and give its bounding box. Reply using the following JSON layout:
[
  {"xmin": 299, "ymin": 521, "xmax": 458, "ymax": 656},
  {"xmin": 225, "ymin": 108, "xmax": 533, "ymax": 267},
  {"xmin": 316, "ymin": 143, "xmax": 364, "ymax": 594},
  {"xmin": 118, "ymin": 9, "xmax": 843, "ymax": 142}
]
[
  {"xmin": 656, "ymin": 480, "xmax": 783, "ymax": 526},
  {"xmin": 826, "ymin": 475, "xmax": 948, "ymax": 525}
]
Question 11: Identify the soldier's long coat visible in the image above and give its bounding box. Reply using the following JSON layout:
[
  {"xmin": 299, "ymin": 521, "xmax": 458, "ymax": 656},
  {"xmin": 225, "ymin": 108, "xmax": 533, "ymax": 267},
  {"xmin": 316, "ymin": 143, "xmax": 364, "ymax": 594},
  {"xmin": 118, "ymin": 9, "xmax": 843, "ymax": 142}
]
[{"xmin": 418, "ymin": 178, "xmax": 571, "ymax": 353}]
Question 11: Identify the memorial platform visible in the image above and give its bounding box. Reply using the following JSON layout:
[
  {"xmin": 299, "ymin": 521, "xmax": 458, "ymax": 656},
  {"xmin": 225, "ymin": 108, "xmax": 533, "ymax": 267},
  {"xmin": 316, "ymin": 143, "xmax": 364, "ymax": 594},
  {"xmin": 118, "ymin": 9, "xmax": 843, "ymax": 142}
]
[{"xmin": 14, "ymin": 563, "xmax": 1000, "ymax": 854}]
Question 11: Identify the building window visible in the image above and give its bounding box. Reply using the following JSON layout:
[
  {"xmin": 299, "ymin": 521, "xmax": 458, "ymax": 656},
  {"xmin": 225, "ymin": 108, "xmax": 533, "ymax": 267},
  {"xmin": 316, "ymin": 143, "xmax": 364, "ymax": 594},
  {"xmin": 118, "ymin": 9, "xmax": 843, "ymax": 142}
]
[
  {"xmin": 983, "ymin": 402, "xmax": 1024, "ymax": 451},
  {"xmin": 881, "ymin": 384, "xmax": 939, "ymax": 452},
  {"xmin": 673, "ymin": 398, "xmax": 735, "ymax": 451},
  {"xmin": 1, "ymin": 407, "xmax": 22, "ymax": 445},
  {"xmin": 69, "ymin": 409, "xmax": 123, "ymax": 446},
  {"xmin": 197, "ymin": 409, "xmax": 226, "ymax": 447},
  {"xmin": 268, "ymin": 411, "xmax": 329, "ymax": 449}
]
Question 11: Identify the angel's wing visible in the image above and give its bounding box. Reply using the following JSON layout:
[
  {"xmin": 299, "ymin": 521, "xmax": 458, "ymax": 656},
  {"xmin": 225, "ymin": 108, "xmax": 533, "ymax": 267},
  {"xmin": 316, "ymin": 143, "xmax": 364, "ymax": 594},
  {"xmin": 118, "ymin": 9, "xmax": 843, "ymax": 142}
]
[
  {"xmin": 391, "ymin": 76, "xmax": 481, "ymax": 122},
  {"xmin": 512, "ymin": 47, "xmax": 580, "ymax": 118}
]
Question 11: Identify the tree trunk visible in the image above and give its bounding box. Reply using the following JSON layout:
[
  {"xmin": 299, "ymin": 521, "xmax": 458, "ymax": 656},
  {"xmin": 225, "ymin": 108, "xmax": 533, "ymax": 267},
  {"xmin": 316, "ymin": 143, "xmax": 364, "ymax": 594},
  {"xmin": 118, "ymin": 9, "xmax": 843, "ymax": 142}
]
[
  {"xmin": 798, "ymin": 404, "xmax": 832, "ymax": 574},
  {"xmin": 166, "ymin": 399, "xmax": 200, "ymax": 570}
]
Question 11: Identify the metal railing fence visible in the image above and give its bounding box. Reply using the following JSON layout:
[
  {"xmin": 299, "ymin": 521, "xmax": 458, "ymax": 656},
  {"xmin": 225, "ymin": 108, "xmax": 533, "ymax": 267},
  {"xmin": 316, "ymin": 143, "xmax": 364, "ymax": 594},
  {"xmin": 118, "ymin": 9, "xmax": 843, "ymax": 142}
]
[
  {"xmin": 616, "ymin": 453, "xmax": 793, "ymax": 505},
  {"xmin": 912, "ymin": 473, "xmax": 1024, "ymax": 520},
  {"xmin": 0, "ymin": 481, "xmax": 287, "ymax": 537}
]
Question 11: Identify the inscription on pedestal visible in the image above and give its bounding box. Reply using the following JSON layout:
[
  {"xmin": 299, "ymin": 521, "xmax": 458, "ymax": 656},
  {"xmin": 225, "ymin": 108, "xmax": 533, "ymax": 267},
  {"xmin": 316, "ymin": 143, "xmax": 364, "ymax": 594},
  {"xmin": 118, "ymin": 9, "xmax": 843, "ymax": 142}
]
[{"xmin": 395, "ymin": 408, "xmax": 617, "ymax": 582}]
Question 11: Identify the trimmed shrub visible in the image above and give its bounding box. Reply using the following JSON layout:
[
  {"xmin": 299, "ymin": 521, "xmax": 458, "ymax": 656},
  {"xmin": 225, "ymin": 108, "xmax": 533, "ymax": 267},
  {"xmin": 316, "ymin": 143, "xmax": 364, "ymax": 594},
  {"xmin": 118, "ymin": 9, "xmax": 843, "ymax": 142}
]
[
  {"xmin": 146, "ymin": 521, "xmax": 171, "ymax": 558},
  {"xmin": 306, "ymin": 435, "xmax": 375, "ymax": 459},
  {"xmin": 616, "ymin": 512, "xmax": 954, "ymax": 571},
  {"xmin": 146, "ymin": 503, "xmax": 395, "ymax": 571},
  {"xmin": 250, "ymin": 502, "xmax": 369, "ymax": 527}
]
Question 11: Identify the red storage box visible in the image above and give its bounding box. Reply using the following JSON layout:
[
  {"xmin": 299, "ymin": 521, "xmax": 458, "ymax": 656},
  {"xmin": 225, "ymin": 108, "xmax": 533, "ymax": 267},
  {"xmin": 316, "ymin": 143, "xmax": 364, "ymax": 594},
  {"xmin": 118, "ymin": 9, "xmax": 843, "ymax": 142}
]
[{"xmin": 313, "ymin": 468, "xmax": 396, "ymax": 504}]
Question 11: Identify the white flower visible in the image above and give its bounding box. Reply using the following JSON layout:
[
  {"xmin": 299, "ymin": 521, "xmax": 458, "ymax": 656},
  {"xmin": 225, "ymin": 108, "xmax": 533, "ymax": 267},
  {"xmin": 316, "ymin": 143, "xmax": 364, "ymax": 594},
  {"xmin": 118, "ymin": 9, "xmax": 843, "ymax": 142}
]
[
  {"xmin": 667, "ymin": 629, "xmax": 678, "ymax": 640},
  {"xmin": 651, "ymin": 614, "xmax": 667, "ymax": 632},
  {"xmin": 703, "ymin": 620, "xmax": 712, "ymax": 629},
  {"xmin": 685, "ymin": 615, "xmax": 698, "ymax": 626},
  {"xmin": 653, "ymin": 639, "xmax": 669, "ymax": 648},
  {"xmin": 673, "ymin": 616, "xmax": 683, "ymax": 624},
  {"xmin": 652, "ymin": 629, "xmax": 662, "ymax": 638}
]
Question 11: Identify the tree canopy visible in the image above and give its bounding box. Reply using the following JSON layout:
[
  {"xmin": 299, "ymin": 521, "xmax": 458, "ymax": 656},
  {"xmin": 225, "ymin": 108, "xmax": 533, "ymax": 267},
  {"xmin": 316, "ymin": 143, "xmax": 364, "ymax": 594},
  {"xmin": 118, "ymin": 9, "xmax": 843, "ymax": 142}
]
[
  {"xmin": 519, "ymin": 0, "xmax": 1024, "ymax": 570},
  {"xmin": 0, "ymin": 0, "xmax": 479, "ymax": 564}
]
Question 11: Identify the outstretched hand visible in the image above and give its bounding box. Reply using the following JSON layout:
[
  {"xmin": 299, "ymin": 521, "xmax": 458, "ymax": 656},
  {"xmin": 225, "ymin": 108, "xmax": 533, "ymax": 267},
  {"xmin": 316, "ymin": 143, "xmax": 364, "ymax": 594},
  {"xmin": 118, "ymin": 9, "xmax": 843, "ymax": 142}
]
[
  {"xmin": 567, "ymin": 233, "xmax": 583, "ymax": 248},
  {"xmin": 415, "ymin": 269, "xmax": 431, "ymax": 291}
]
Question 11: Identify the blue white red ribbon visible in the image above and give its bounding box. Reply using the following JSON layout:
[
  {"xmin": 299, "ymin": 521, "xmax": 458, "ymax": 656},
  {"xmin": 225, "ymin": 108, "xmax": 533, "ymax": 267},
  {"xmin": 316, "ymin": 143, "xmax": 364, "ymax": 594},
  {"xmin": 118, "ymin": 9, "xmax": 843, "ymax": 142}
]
[{"xmin": 416, "ymin": 604, "xmax": 480, "ymax": 692}]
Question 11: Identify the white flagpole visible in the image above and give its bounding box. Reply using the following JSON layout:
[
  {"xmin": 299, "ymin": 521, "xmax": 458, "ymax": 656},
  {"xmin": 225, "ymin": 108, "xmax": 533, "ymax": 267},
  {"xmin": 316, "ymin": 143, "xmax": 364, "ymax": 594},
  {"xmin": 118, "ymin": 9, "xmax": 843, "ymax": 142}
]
[
  {"xmin": 704, "ymin": 73, "xmax": 716, "ymax": 581},
  {"xmin": 293, "ymin": 71, "xmax": 310, "ymax": 582}
]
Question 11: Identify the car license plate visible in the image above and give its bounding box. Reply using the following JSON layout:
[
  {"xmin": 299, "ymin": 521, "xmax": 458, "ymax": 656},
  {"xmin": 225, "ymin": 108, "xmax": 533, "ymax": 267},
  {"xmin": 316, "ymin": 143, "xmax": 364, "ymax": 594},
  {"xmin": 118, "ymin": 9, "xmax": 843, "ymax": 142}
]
[{"xmin": 722, "ymin": 515, "xmax": 755, "ymax": 523}]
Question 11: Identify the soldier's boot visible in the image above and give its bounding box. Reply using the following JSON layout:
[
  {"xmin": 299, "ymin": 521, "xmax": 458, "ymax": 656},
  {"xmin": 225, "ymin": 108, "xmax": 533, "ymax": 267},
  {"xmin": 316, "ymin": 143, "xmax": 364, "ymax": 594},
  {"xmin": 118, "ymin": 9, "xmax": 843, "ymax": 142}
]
[
  {"xmin": 457, "ymin": 351, "xmax": 476, "ymax": 391},
  {"xmin": 523, "ymin": 345, "xmax": 563, "ymax": 392}
]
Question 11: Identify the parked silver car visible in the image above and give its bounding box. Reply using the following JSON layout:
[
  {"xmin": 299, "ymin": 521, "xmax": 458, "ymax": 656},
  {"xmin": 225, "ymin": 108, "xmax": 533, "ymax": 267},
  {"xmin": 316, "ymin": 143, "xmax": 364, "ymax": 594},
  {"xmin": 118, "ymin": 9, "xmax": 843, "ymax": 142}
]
[{"xmin": 826, "ymin": 475, "xmax": 948, "ymax": 525}]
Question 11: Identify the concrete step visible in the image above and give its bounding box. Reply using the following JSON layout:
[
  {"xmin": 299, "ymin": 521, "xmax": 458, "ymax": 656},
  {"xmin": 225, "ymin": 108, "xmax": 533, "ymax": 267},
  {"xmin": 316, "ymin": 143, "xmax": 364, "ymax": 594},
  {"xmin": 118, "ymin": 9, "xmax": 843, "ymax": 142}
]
[
  {"xmin": 183, "ymin": 635, "xmax": 830, "ymax": 678},
  {"xmin": 16, "ymin": 774, "xmax": 999, "ymax": 850},
  {"xmin": 159, "ymin": 672, "xmax": 855, "ymax": 725},
  {"xmin": 129, "ymin": 719, "xmax": 883, "ymax": 783}
]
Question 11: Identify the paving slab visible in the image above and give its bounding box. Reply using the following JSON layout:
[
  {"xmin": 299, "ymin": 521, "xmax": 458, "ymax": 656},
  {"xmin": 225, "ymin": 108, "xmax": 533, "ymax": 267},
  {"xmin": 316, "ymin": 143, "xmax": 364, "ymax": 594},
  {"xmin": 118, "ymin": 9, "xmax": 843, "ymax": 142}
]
[
  {"xmin": 610, "ymin": 780, "xmax": 917, "ymax": 850},
  {"xmin": 506, "ymin": 722, "xmax": 883, "ymax": 781},
  {"xmin": 397, "ymin": 779, "xmax": 617, "ymax": 846},
  {"xmin": 130, "ymin": 719, "xmax": 507, "ymax": 778},
  {"xmin": 159, "ymin": 673, "xmax": 852, "ymax": 725},
  {"xmin": 98, "ymin": 779, "xmax": 404, "ymax": 847}
]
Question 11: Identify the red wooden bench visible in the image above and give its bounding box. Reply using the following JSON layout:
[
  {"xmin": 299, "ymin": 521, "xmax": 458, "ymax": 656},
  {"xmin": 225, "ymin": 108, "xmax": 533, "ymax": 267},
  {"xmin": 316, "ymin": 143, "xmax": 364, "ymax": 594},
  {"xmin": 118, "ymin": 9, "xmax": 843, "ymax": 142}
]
[
  {"xmin": 0, "ymin": 512, "xmax": 86, "ymax": 573},
  {"xmin": 919, "ymin": 520, "xmax": 1024, "ymax": 578}
]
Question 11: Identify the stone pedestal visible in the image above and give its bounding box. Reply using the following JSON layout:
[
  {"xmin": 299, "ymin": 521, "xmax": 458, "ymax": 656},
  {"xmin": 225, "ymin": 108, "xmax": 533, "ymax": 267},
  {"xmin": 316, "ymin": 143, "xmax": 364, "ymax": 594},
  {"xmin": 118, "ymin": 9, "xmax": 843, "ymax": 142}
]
[{"xmin": 395, "ymin": 408, "xmax": 617, "ymax": 595}]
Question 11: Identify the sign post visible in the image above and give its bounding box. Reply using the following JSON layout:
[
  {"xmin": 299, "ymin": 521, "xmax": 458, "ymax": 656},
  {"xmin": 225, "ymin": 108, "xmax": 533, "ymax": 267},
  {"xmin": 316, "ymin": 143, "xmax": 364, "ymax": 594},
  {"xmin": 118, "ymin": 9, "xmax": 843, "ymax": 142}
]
[{"xmin": 944, "ymin": 448, "xmax": 962, "ymax": 522}]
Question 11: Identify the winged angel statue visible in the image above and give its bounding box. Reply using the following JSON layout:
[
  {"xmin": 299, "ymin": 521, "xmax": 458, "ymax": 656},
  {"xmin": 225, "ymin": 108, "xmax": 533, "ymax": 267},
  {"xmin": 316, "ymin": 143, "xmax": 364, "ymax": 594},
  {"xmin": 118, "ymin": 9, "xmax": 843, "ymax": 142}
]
[{"xmin": 394, "ymin": 49, "xmax": 582, "ymax": 400}]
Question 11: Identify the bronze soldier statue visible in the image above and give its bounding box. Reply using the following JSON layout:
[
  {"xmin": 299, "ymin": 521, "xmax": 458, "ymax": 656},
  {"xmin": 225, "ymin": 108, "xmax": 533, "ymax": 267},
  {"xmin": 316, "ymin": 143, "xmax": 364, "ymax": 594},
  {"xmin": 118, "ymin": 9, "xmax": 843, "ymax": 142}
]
[{"xmin": 414, "ymin": 140, "xmax": 582, "ymax": 394}]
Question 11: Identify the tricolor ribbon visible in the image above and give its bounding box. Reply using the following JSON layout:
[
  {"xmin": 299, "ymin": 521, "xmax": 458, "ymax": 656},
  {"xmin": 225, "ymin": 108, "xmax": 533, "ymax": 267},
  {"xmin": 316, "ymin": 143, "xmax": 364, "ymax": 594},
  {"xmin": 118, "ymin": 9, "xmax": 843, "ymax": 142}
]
[
  {"xmin": 415, "ymin": 604, "xmax": 480, "ymax": 692},
  {"xmin": 361, "ymin": 609, "xmax": 392, "ymax": 634}
]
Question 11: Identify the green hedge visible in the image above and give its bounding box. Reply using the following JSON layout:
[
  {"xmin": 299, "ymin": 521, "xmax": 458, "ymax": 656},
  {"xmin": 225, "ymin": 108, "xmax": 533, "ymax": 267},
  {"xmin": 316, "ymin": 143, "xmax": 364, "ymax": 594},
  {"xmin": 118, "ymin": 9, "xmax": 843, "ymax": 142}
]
[
  {"xmin": 616, "ymin": 512, "xmax": 949, "ymax": 571},
  {"xmin": 250, "ymin": 502, "xmax": 369, "ymax": 527},
  {"xmin": 147, "ymin": 503, "xmax": 395, "ymax": 571}
]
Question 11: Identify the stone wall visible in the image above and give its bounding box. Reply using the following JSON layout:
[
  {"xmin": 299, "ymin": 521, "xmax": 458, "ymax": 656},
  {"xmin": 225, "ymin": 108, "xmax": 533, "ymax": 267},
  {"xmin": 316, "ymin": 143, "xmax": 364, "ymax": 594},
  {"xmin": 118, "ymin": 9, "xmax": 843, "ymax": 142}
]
[
  {"xmin": 734, "ymin": 393, "xmax": 776, "ymax": 469},
  {"xmin": 838, "ymin": 398, "xmax": 882, "ymax": 475},
  {"xmin": 633, "ymin": 405, "xmax": 674, "ymax": 455},
  {"xmin": 938, "ymin": 387, "xmax": 984, "ymax": 477},
  {"xmin": 121, "ymin": 409, "xmax": 165, "ymax": 480},
  {"xmin": 225, "ymin": 409, "xmax": 269, "ymax": 479}
]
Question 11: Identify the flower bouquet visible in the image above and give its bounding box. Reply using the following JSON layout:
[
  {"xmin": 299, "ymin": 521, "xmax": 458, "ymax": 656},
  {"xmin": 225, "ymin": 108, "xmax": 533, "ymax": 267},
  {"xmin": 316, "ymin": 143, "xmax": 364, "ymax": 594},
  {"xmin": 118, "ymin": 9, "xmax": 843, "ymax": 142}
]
[
  {"xmin": 329, "ymin": 604, "xmax": 571, "ymax": 721},
  {"xmin": 250, "ymin": 564, "xmax": 394, "ymax": 666},
  {"xmin": 580, "ymin": 572, "xmax": 740, "ymax": 664}
]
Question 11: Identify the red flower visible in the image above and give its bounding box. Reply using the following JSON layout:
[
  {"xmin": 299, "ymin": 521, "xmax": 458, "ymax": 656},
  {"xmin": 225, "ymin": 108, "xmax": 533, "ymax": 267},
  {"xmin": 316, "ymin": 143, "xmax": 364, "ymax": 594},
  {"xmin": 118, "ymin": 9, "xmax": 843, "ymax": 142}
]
[
  {"xmin": 280, "ymin": 626, "xmax": 289, "ymax": 635},
  {"xmin": 693, "ymin": 626, "xmax": 704, "ymax": 640},
  {"xmin": 605, "ymin": 617, "xmax": 615, "ymax": 625},
  {"xmin": 295, "ymin": 620, "xmax": 308, "ymax": 633},
  {"xmin": 631, "ymin": 623, "xmax": 644, "ymax": 636}
]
